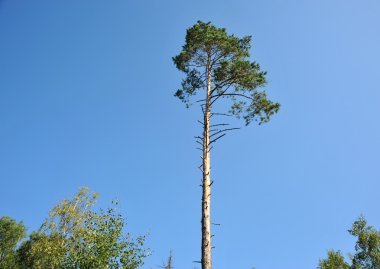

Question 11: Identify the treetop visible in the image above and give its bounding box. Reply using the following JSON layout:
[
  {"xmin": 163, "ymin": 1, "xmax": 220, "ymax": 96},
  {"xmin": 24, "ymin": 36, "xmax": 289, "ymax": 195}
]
[{"xmin": 173, "ymin": 20, "xmax": 280, "ymax": 125}]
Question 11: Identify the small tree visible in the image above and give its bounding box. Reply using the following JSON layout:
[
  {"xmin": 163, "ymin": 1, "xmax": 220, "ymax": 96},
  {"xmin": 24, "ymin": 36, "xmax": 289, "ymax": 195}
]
[
  {"xmin": 173, "ymin": 21, "xmax": 280, "ymax": 269},
  {"xmin": 319, "ymin": 216, "xmax": 380, "ymax": 269},
  {"xmin": 17, "ymin": 188, "xmax": 149, "ymax": 269}
]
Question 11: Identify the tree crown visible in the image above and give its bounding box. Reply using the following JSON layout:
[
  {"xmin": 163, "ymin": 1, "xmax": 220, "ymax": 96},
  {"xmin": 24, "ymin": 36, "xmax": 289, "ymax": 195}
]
[
  {"xmin": 319, "ymin": 216, "xmax": 380, "ymax": 269},
  {"xmin": 14, "ymin": 188, "xmax": 149, "ymax": 269},
  {"xmin": 173, "ymin": 20, "xmax": 279, "ymax": 125}
]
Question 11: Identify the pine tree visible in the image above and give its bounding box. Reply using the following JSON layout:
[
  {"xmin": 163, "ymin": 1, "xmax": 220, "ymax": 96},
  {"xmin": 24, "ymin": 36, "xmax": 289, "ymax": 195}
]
[{"xmin": 173, "ymin": 21, "xmax": 280, "ymax": 269}]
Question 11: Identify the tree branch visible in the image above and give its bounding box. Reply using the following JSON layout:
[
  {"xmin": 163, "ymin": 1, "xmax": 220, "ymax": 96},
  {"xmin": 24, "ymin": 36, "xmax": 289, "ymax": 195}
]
[
  {"xmin": 208, "ymin": 133, "xmax": 226, "ymax": 146},
  {"xmin": 210, "ymin": 84, "xmax": 234, "ymax": 106},
  {"xmin": 196, "ymin": 140, "xmax": 203, "ymax": 146},
  {"xmin": 212, "ymin": 93, "xmax": 253, "ymax": 101},
  {"xmin": 210, "ymin": 127, "xmax": 240, "ymax": 138},
  {"xmin": 211, "ymin": 112, "xmax": 234, "ymax": 117},
  {"xmin": 210, "ymin": 123, "xmax": 229, "ymax": 127}
]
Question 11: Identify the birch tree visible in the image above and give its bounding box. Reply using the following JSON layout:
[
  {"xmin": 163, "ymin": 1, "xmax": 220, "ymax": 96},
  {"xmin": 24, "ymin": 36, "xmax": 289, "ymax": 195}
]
[
  {"xmin": 16, "ymin": 188, "xmax": 149, "ymax": 269},
  {"xmin": 173, "ymin": 21, "xmax": 280, "ymax": 269},
  {"xmin": 319, "ymin": 216, "xmax": 380, "ymax": 269}
]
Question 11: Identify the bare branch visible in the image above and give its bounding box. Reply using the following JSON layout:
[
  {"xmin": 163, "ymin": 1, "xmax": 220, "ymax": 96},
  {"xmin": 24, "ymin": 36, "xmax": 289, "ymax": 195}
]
[
  {"xmin": 211, "ymin": 112, "xmax": 234, "ymax": 117},
  {"xmin": 210, "ymin": 123, "xmax": 229, "ymax": 127},
  {"xmin": 210, "ymin": 127, "xmax": 240, "ymax": 138},
  {"xmin": 213, "ymin": 93, "xmax": 253, "ymax": 100},
  {"xmin": 196, "ymin": 140, "xmax": 203, "ymax": 146},
  {"xmin": 209, "ymin": 133, "xmax": 226, "ymax": 146},
  {"xmin": 200, "ymin": 104, "xmax": 205, "ymax": 115}
]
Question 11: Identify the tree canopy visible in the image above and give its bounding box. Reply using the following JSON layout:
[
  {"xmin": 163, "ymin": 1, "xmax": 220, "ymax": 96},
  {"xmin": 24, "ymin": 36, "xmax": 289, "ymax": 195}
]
[
  {"xmin": 0, "ymin": 216, "xmax": 26, "ymax": 269},
  {"xmin": 0, "ymin": 188, "xmax": 149, "ymax": 269},
  {"xmin": 173, "ymin": 20, "xmax": 279, "ymax": 125},
  {"xmin": 319, "ymin": 216, "xmax": 380, "ymax": 269}
]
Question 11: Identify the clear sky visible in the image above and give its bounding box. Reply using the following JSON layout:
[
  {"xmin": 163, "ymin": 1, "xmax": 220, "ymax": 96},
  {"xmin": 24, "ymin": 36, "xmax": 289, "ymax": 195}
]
[{"xmin": 1, "ymin": 1, "xmax": 379, "ymax": 268}]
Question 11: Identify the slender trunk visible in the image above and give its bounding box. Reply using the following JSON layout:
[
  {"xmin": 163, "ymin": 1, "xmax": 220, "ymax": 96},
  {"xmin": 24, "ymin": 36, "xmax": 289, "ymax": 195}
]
[
  {"xmin": 202, "ymin": 54, "xmax": 212, "ymax": 269},
  {"xmin": 165, "ymin": 254, "xmax": 173, "ymax": 269}
]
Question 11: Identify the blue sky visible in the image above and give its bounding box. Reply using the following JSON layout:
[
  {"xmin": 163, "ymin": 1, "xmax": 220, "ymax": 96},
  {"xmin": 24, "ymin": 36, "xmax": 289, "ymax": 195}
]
[{"xmin": 1, "ymin": 1, "xmax": 380, "ymax": 268}]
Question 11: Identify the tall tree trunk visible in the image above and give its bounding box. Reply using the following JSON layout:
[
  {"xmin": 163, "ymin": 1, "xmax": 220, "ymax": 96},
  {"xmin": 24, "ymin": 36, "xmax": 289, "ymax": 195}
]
[{"xmin": 202, "ymin": 54, "xmax": 212, "ymax": 269}]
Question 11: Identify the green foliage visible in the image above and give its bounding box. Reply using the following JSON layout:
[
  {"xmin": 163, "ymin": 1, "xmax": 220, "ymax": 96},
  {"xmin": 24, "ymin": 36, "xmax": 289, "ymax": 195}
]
[
  {"xmin": 17, "ymin": 231, "xmax": 65, "ymax": 269},
  {"xmin": 319, "ymin": 216, "xmax": 380, "ymax": 269},
  {"xmin": 173, "ymin": 20, "xmax": 279, "ymax": 125},
  {"xmin": 0, "ymin": 216, "xmax": 26, "ymax": 269},
  {"xmin": 349, "ymin": 217, "xmax": 380, "ymax": 268},
  {"xmin": 319, "ymin": 250, "xmax": 350, "ymax": 269},
  {"xmin": 4, "ymin": 188, "xmax": 149, "ymax": 269}
]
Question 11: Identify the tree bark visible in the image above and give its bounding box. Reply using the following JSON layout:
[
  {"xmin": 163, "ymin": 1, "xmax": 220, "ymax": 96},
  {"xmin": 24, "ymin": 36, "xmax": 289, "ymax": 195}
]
[{"xmin": 201, "ymin": 53, "xmax": 212, "ymax": 269}]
